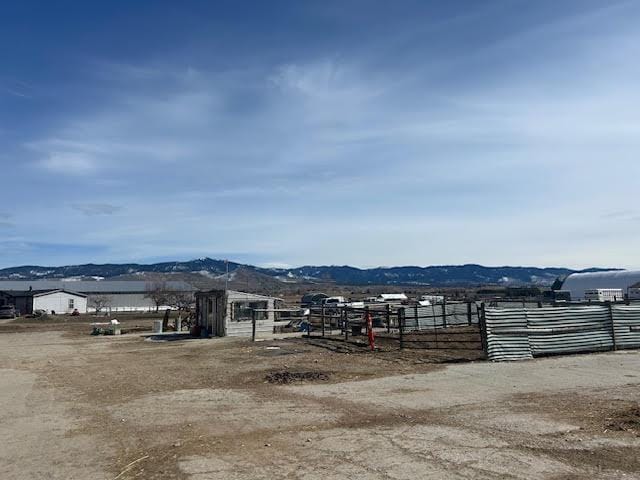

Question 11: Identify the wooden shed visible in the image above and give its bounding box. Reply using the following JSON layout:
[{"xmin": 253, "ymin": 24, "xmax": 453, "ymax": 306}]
[{"xmin": 194, "ymin": 289, "xmax": 279, "ymax": 337}]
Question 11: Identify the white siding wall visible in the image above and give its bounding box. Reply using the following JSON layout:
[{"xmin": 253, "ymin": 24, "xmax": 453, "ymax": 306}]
[
  {"xmin": 33, "ymin": 292, "xmax": 87, "ymax": 314},
  {"xmin": 86, "ymin": 293, "xmax": 177, "ymax": 313},
  {"xmin": 225, "ymin": 291, "xmax": 276, "ymax": 337}
]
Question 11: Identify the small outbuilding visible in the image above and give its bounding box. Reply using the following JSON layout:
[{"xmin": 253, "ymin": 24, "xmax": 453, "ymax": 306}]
[{"xmin": 195, "ymin": 289, "xmax": 279, "ymax": 337}]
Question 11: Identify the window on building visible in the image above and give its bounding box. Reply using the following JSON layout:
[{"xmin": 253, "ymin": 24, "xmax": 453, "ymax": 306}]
[
  {"xmin": 68, "ymin": 299, "xmax": 75, "ymax": 309},
  {"xmin": 231, "ymin": 301, "xmax": 268, "ymax": 322}
]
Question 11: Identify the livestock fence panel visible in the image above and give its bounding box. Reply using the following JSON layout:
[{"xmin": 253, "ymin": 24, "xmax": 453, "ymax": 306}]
[
  {"xmin": 484, "ymin": 308, "xmax": 532, "ymax": 362},
  {"xmin": 302, "ymin": 302, "xmax": 484, "ymax": 357},
  {"xmin": 403, "ymin": 302, "xmax": 479, "ymax": 331},
  {"xmin": 484, "ymin": 304, "xmax": 640, "ymax": 361},
  {"xmin": 526, "ymin": 307, "xmax": 612, "ymax": 356},
  {"xmin": 613, "ymin": 306, "xmax": 640, "ymax": 349}
]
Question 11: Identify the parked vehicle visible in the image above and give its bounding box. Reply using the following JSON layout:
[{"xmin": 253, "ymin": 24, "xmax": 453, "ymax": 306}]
[
  {"xmin": 0, "ymin": 305, "xmax": 17, "ymax": 319},
  {"xmin": 322, "ymin": 296, "xmax": 347, "ymax": 307}
]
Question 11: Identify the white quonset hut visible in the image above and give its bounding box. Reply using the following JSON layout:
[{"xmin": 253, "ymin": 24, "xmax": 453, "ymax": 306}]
[
  {"xmin": 0, "ymin": 280, "xmax": 195, "ymax": 312},
  {"xmin": 562, "ymin": 271, "xmax": 640, "ymax": 301},
  {"xmin": 195, "ymin": 289, "xmax": 279, "ymax": 337}
]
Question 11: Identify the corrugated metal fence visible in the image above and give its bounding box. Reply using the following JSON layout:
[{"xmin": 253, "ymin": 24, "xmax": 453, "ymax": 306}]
[
  {"xmin": 403, "ymin": 302, "xmax": 478, "ymax": 331},
  {"xmin": 485, "ymin": 304, "xmax": 640, "ymax": 361}
]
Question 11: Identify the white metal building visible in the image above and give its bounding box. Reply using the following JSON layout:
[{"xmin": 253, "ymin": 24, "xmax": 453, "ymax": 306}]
[
  {"xmin": 562, "ymin": 271, "xmax": 640, "ymax": 301},
  {"xmin": 0, "ymin": 280, "xmax": 195, "ymax": 312},
  {"xmin": 195, "ymin": 289, "xmax": 279, "ymax": 337},
  {"xmin": 32, "ymin": 290, "xmax": 88, "ymax": 314},
  {"xmin": 0, "ymin": 289, "xmax": 87, "ymax": 315}
]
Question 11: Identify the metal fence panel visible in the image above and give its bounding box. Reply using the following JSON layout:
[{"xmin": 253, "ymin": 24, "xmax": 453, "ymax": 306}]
[
  {"xmin": 612, "ymin": 305, "xmax": 640, "ymax": 349},
  {"xmin": 485, "ymin": 308, "xmax": 533, "ymax": 361},
  {"xmin": 403, "ymin": 303, "xmax": 476, "ymax": 332},
  {"xmin": 525, "ymin": 306, "xmax": 613, "ymax": 355}
]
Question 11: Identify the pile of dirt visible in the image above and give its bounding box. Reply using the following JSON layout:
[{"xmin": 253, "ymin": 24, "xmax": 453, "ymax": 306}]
[
  {"xmin": 265, "ymin": 370, "xmax": 330, "ymax": 384},
  {"xmin": 606, "ymin": 405, "xmax": 640, "ymax": 435}
]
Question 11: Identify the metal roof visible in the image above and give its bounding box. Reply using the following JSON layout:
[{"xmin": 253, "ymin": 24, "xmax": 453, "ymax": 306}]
[
  {"xmin": 0, "ymin": 289, "xmax": 87, "ymax": 298},
  {"xmin": 0, "ymin": 280, "xmax": 194, "ymax": 293},
  {"xmin": 195, "ymin": 289, "xmax": 282, "ymax": 301},
  {"xmin": 377, "ymin": 293, "xmax": 408, "ymax": 300}
]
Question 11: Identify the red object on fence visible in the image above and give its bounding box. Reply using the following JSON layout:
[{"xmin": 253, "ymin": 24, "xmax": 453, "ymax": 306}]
[{"xmin": 366, "ymin": 312, "xmax": 375, "ymax": 351}]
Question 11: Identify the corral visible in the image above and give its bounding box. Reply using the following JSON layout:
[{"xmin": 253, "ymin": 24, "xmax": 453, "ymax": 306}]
[{"xmin": 1, "ymin": 315, "xmax": 640, "ymax": 479}]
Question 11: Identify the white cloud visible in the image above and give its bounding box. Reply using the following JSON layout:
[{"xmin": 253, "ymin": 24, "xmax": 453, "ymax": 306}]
[
  {"xmin": 4, "ymin": 1, "xmax": 640, "ymax": 268},
  {"xmin": 38, "ymin": 152, "xmax": 98, "ymax": 175},
  {"xmin": 72, "ymin": 203, "xmax": 122, "ymax": 216}
]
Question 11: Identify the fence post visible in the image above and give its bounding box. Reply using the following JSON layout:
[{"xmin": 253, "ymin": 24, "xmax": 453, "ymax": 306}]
[
  {"xmin": 479, "ymin": 303, "xmax": 488, "ymax": 355},
  {"xmin": 321, "ymin": 306, "xmax": 325, "ymax": 338},
  {"xmin": 467, "ymin": 301, "xmax": 472, "ymax": 326},
  {"xmin": 441, "ymin": 299, "xmax": 447, "ymax": 328},
  {"xmin": 607, "ymin": 301, "xmax": 617, "ymax": 351},
  {"xmin": 414, "ymin": 304, "xmax": 419, "ymax": 330},
  {"xmin": 398, "ymin": 307, "xmax": 405, "ymax": 349},
  {"xmin": 251, "ymin": 309, "xmax": 256, "ymax": 342},
  {"xmin": 306, "ymin": 308, "xmax": 312, "ymax": 339},
  {"xmin": 386, "ymin": 303, "xmax": 391, "ymax": 333},
  {"xmin": 364, "ymin": 305, "xmax": 370, "ymax": 338},
  {"xmin": 344, "ymin": 308, "xmax": 349, "ymax": 342}
]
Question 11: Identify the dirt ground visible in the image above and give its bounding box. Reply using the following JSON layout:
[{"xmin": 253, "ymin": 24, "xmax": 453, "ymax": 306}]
[{"xmin": 1, "ymin": 318, "xmax": 639, "ymax": 479}]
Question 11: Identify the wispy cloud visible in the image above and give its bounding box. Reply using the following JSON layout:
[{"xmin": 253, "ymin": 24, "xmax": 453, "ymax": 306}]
[
  {"xmin": 72, "ymin": 203, "xmax": 123, "ymax": 216},
  {"xmin": 1, "ymin": 1, "xmax": 640, "ymax": 268},
  {"xmin": 38, "ymin": 153, "xmax": 99, "ymax": 175}
]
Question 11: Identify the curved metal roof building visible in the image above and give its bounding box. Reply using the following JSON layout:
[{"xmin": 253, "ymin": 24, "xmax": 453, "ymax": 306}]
[{"xmin": 562, "ymin": 270, "xmax": 640, "ymax": 300}]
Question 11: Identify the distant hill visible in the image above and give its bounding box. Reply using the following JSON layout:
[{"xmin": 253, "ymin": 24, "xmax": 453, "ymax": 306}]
[{"xmin": 0, "ymin": 257, "xmax": 620, "ymax": 287}]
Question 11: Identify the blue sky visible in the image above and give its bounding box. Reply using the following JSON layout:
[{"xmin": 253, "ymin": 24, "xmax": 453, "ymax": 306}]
[{"xmin": 1, "ymin": 0, "xmax": 639, "ymax": 269}]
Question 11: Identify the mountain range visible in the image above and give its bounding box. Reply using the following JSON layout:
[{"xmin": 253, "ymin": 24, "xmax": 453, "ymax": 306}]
[{"xmin": 0, "ymin": 258, "xmax": 619, "ymax": 287}]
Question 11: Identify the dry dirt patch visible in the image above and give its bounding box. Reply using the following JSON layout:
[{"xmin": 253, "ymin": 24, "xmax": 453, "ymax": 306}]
[
  {"xmin": 3, "ymin": 326, "xmax": 640, "ymax": 479},
  {"xmin": 110, "ymin": 387, "xmax": 339, "ymax": 435}
]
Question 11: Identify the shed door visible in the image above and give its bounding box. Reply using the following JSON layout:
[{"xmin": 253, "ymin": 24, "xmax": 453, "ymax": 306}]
[
  {"xmin": 207, "ymin": 299, "xmax": 215, "ymax": 335},
  {"xmin": 215, "ymin": 296, "xmax": 225, "ymax": 336}
]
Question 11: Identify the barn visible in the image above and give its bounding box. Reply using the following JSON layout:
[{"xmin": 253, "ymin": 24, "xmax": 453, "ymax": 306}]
[
  {"xmin": 195, "ymin": 289, "xmax": 280, "ymax": 337},
  {"xmin": 562, "ymin": 270, "xmax": 640, "ymax": 301}
]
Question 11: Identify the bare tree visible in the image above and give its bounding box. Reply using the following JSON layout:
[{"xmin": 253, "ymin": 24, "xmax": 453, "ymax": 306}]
[
  {"xmin": 89, "ymin": 295, "xmax": 112, "ymax": 315},
  {"xmin": 167, "ymin": 291, "xmax": 194, "ymax": 330},
  {"xmin": 145, "ymin": 282, "xmax": 169, "ymax": 313}
]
